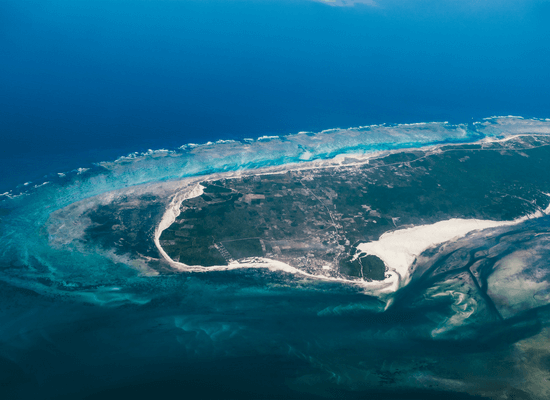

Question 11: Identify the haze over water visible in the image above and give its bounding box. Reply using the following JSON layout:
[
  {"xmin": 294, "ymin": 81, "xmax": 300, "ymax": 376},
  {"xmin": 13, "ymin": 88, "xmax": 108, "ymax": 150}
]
[
  {"xmin": 2, "ymin": 0, "xmax": 550, "ymax": 192},
  {"xmin": 2, "ymin": 2, "xmax": 550, "ymax": 400}
]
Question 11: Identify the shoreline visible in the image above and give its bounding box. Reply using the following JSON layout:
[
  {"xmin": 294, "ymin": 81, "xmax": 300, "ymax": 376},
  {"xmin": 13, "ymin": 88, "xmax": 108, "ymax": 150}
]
[
  {"xmin": 153, "ymin": 132, "xmax": 550, "ymax": 300},
  {"xmin": 6, "ymin": 115, "xmax": 549, "ymax": 202}
]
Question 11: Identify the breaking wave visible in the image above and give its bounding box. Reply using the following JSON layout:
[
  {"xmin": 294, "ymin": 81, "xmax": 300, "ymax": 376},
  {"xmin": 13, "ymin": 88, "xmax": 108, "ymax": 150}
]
[{"xmin": 1, "ymin": 116, "xmax": 550, "ymax": 303}]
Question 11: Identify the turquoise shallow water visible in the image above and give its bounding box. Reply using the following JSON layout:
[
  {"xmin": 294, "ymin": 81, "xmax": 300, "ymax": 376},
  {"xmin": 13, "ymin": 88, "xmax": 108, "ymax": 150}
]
[
  {"xmin": 3, "ymin": 1, "xmax": 550, "ymax": 397},
  {"xmin": 1, "ymin": 116, "xmax": 549, "ymax": 303},
  {"xmin": 2, "ymin": 0, "xmax": 550, "ymax": 193},
  {"xmin": 1, "ymin": 117, "xmax": 550, "ymax": 399}
]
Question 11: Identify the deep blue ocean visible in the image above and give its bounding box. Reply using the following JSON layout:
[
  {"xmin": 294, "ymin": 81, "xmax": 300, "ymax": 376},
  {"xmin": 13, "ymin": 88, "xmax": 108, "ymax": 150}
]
[
  {"xmin": 2, "ymin": 0, "xmax": 550, "ymax": 192},
  {"xmin": 2, "ymin": 1, "xmax": 550, "ymax": 399}
]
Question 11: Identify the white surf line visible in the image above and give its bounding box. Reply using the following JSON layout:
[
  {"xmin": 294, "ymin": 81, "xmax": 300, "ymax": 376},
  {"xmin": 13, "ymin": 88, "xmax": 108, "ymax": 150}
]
[
  {"xmin": 153, "ymin": 133, "xmax": 550, "ymax": 298},
  {"xmin": 270, "ymin": 133, "xmax": 550, "ymax": 181}
]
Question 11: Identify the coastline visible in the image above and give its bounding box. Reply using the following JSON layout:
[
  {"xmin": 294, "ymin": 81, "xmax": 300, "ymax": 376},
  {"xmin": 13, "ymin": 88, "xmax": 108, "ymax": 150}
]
[
  {"xmin": 152, "ymin": 132, "xmax": 550, "ymax": 301},
  {"xmin": 5, "ymin": 115, "xmax": 545, "ymax": 203},
  {"xmin": 3, "ymin": 116, "xmax": 550, "ymax": 304}
]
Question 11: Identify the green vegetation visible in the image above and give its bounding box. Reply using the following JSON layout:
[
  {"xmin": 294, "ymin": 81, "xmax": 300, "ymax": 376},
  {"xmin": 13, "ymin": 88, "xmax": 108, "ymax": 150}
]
[
  {"xmin": 156, "ymin": 135, "xmax": 550, "ymax": 278},
  {"xmin": 361, "ymin": 255, "xmax": 386, "ymax": 281},
  {"xmin": 222, "ymin": 239, "xmax": 263, "ymax": 259},
  {"xmin": 339, "ymin": 254, "xmax": 386, "ymax": 281}
]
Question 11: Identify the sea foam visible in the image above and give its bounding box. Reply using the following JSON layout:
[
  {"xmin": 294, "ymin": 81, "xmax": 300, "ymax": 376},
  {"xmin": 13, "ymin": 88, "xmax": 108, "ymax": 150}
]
[{"xmin": 1, "ymin": 116, "xmax": 550, "ymax": 302}]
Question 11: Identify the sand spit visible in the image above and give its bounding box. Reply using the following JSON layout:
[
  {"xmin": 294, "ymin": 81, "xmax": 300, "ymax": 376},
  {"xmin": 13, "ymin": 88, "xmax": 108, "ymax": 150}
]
[
  {"xmin": 153, "ymin": 134, "xmax": 550, "ymax": 301},
  {"xmin": 355, "ymin": 216, "xmax": 543, "ymax": 294}
]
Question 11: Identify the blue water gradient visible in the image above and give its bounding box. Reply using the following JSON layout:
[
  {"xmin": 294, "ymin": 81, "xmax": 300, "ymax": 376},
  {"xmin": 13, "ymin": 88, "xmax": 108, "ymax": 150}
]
[
  {"xmin": 1, "ymin": 117, "xmax": 550, "ymax": 399},
  {"xmin": 0, "ymin": 116, "xmax": 548, "ymax": 301},
  {"xmin": 2, "ymin": 0, "xmax": 550, "ymax": 396},
  {"xmin": 2, "ymin": 0, "xmax": 550, "ymax": 192}
]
